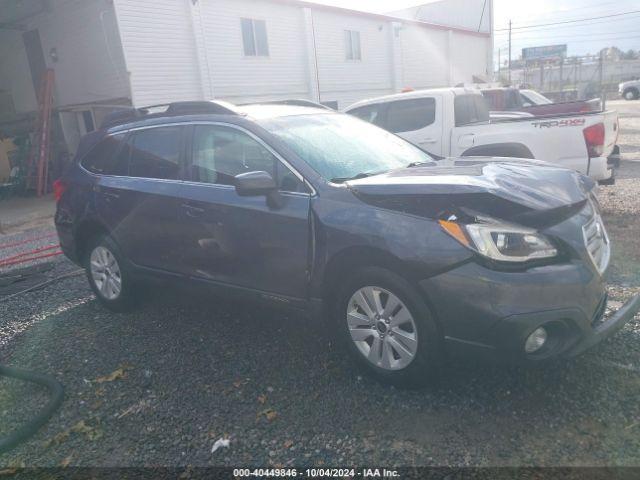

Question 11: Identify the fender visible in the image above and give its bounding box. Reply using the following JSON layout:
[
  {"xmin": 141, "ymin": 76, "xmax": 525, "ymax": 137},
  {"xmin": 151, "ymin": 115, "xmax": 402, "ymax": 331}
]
[{"xmin": 462, "ymin": 142, "xmax": 534, "ymax": 159}]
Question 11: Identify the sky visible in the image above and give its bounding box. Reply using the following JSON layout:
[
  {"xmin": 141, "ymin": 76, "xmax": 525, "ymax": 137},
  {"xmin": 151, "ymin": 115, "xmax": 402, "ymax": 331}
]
[{"xmin": 306, "ymin": 0, "xmax": 640, "ymax": 63}]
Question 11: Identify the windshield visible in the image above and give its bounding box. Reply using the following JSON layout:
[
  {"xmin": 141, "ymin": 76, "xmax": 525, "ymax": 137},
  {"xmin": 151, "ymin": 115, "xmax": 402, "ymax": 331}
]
[
  {"xmin": 260, "ymin": 113, "xmax": 434, "ymax": 182},
  {"xmin": 522, "ymin": 90, "xmax": 553, "ymax": 105}
]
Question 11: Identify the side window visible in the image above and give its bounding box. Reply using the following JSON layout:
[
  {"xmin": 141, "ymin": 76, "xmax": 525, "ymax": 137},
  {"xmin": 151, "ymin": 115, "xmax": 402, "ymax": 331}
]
[
  {"xmin": 276, "ymin": 161, "xmax": 310, "ymax": 194},
  {"xmin": 241, "ymin": 18, "xmax": 269, "ymax": 57},
  {"xmin": 385, "ymin": 98, "xmax": 436, "ymax": 133},
  {"xmin": 129, "ymin": 126, "xmax": 183, "ymax": 180},
  {"xmin": 506, "ymin": 90, "xmax": 521, "ymax": 109},
  {"xmin": 344, "ymin": 30, "xmax": 361, "ymax": 60},
  {"xmin": 192, "ymin": 125, "xmax": 276, "ymax": 186},
  {"xmin": 81, "ymin": 133, "xmax": 128, "ymax": 175},
  {"xmin": 349, "ymin": 104, "xmax": 384, "ymax": 126},
  {"xmin": 192, "ymin": 125, "xmax": 309, "ymax": 193}
]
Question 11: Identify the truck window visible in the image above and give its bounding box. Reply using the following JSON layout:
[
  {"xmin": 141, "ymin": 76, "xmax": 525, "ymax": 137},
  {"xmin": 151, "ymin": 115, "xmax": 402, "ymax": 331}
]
[
  {"xmin": 385, "ymin": 98, "xmax": 436, "ymax": 133},
  {"xmin": 348, "ymin": 104, "xmax": 385, "ymax": 126},
  {"xmin": 506, "ymin": 90, "xmax": 521, "ymax": 109},
  {"xmin": 454, "ymin": 95, "xmax": 490, "ymax": 127}
]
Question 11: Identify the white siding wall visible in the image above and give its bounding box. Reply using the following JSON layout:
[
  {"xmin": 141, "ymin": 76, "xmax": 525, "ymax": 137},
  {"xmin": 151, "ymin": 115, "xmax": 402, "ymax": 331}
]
[
  {"xmin": 449, "ymin": 31, "xmax": 491, "ymax": 84},
  {"xmin": 113, "ymin": 0, "xmax": 203, "ymax": 107},
  {"xmin": 399, "ymin": 25, "xmax": 450, "ymax": 89},
  {"xmin": 312, "ymin": 10, "xmax": 394, "ymax": 107},
  {"xmin": 196, "ymin": 0, "xmax": 310, "ymax": 103},
  {"xmin": 392, "ymin": 0, "xmax": 492, "ymax": 33},
  {"xmin": 0, "ymin": 0, "xmax": 129, "ymax": 113}
]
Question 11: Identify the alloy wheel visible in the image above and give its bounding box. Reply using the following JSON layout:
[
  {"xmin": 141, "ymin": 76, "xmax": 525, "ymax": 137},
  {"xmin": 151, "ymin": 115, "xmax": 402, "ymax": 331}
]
[
  {"xmin": 90, "ymin": 246, "xmax": 122, "ymax": 300},
  {"xmin": 346, "ymin": 286, "xmax": 418, "ymax": 371}
]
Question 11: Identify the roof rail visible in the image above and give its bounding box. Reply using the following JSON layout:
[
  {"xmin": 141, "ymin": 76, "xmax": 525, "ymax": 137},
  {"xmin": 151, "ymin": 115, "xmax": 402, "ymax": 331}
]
[
  {"xmin": 251, "ymin": 99, "xmax": 334, "ymax": 110},
  {"xmin": 100, "ymin": 100, "xmax": 240, "ymax": 129}
]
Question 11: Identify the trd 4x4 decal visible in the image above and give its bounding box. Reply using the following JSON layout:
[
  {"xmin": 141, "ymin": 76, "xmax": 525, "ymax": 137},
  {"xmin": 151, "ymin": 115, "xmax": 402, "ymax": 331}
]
[{"xmin": 532, "ymin": 118, "xmax": 587, "ymax": 129}]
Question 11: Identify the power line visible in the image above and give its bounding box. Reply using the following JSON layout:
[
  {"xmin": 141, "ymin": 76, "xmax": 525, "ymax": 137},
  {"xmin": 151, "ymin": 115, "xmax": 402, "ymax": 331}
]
[
  {"xmin": 493, "ymin": 0, "xmax": 639, "ymax": 30},
  {"xmin": 494, "ymin": 12, "xmax": 640, "ymax": 36},
  {"xmin": 495, "ymin": 9, "xmax": 640, "ymax": 32},
  {"xmin": 495, "ymin": 29, "xmax": 640, "ymax": 44},
  {"xmin": 499, "ymin": 28, "xmax": 640, "ymax": 40},
  {"xmin": 477, "ymin": 0, "xmax": 487, "ymax": 32},
  {"xmin": 495, "ymin": 15, "xmax": 640, "ymax": 36}
]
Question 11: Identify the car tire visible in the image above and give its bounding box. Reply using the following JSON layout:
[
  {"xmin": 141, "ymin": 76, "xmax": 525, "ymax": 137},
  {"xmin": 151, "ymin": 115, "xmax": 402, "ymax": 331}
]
[
  {"xmin": 84, "ymin": 235, "xmax": 137, "ymax": 312},
  {"xmin": 624, "ymin": 89, "xmax": 639, "ymax": 101},
  {"xmin": 334, "ymin": 266, "xmax": 442, "ymax": 387}
]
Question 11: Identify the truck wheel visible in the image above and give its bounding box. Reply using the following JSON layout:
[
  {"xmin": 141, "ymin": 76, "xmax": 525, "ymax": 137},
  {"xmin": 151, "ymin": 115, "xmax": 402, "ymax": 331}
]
[
  {"xmin": 85, "ymin": 235, "xmax": 137, "ymax": 312},
  {"xmin": 334, "ymin": 267, "xmax": 442, "ymax": 387},
  {"xmin": 624, "ymin": 88, "xmax": 639, "ymax": 101}
]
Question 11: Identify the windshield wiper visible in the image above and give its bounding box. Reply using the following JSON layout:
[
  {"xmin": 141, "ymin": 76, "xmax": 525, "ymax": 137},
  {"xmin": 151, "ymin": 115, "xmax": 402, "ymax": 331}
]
[
  {"xmin": 331, "ymin": 171, "xmax": 384, "ymax": 183},
  {"xmin": 406, "ymin": 161, "xmax": 431, "ymax": 168}
]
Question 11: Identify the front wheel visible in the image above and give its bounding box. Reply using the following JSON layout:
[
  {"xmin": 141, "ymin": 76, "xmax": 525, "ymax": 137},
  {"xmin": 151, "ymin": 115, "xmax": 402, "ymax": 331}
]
[
  {"xmin": 85, "ymin": 235, "xmax": 137, "ymax": 312},
  {"xmin": 335, "ymin": 267, "xmax": 442, "ymax": 387}
]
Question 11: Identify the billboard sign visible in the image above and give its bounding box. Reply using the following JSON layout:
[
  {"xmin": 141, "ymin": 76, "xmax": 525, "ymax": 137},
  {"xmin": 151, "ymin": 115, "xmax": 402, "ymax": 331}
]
[{"xmin": 522, "ymin": 45, "xmax": 567, "ymax": 61}]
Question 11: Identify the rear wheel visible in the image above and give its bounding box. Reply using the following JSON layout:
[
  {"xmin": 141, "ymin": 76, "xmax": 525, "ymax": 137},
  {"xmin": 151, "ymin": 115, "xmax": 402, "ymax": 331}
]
[
  {"xmin": 334, "ymin": 267, "xmax": 442, "ymax": 387},
  {"xmin": 624, "ymin": 88, "xmax": 639, "ymax": 101},
  {"xmin": 85, "ymin": 235, "xmax": 136, "ymax": 312}
]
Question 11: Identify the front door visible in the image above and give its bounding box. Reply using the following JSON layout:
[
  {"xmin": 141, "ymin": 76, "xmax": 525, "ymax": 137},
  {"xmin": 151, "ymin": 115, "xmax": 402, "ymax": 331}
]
[{"xmin": 177, "ymin": 123, "xmax": 311, "ymax": 300}]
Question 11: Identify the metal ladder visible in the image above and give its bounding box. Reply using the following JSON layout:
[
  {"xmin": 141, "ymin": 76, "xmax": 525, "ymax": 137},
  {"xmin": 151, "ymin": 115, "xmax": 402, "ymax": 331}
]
[{"xmin": 26, "ymin": 68, "xmax": 55, "ymax": 197}]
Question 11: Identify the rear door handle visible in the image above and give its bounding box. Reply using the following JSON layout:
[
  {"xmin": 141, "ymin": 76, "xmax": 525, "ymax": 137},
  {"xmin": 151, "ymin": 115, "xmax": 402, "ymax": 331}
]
[
  {"xmin": 100, "ymin": 191, "xmax": 121, "ymax": 202},
  {"xmin": 420, "ymin": 138, "xmax": 437, "ymax": 145},
  {"xmin": 181, "ymin": 203, "xmax": 206, "ymax": 218}
]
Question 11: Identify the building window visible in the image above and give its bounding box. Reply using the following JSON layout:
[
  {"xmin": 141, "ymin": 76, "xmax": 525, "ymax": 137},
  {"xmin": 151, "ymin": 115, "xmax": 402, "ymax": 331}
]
[
  {"xmin": 344, "ymin": 30, "xmax": 361, "ymax": 61},
  {"xmin": 241, "ymin": 18, "xmax": 269, "ymax": 57}
]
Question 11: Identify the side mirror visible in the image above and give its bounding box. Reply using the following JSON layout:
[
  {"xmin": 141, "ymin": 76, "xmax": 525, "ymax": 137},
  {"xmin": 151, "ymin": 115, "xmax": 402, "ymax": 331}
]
[
  {"xmin": 234, "ymin": 171, "xmax": 277, "ymax": 197},
  {"xmin": 522, "ymin": 102, "xmax": 532, "ymax": 107}
]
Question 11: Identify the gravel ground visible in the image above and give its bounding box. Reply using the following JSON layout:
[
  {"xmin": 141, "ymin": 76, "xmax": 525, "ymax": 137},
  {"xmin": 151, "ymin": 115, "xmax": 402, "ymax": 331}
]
[{"xmin": 1, "ymin": 104, "xmax": 640, "ymax": 470}]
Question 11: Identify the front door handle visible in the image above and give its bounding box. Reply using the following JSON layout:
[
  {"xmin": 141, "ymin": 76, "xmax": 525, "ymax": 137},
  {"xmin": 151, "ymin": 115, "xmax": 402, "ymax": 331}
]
[
  {"xmin": 420, "ymin": 138, "xmax": 437, "ymax": 145},
  {"xmin": 181, "ymin": 203, "xmax": 206, "ymax": 218}
]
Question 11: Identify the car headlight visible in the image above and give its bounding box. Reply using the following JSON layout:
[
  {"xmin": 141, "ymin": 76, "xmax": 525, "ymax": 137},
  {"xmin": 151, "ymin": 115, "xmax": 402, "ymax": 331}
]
[{"xmin": 439, "ymin": 218, "xmax": 558, "ymax": 262}]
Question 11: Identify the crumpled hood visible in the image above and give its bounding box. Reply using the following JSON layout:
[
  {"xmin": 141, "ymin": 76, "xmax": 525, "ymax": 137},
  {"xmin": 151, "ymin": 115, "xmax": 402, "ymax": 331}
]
[{"xmin": 346, "ymin": 157, "xmax": 595, "ymax": 228}]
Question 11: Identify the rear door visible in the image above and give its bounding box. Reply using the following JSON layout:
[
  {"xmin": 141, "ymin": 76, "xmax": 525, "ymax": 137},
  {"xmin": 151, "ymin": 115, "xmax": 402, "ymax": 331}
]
[
  {"xmin": 177, "ymin": 123, "xmax": 311, "ymax": 300},
  {"xmin": 94, "ymin": 125, "xmax": 188, "ymax": 273},
  {"xmin": 347, "ymin": 103, "xmax": 388, "ymax": 127},
  {"xmin": 381, "ymin": 97, "xmax": 443, "ymax": 156},
  {"xmin": 449, "ymin": 94, "xmax": 491, "ymax": 156}
]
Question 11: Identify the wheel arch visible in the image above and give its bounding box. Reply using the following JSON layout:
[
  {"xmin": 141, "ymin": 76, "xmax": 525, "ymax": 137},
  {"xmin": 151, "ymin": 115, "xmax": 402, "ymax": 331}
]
[
  {"xmin": 74, "ymin": 219, "xmax": 112, "ymax": 262},
  {"xmin": 462, "ymin": 142, "xmax": 535, "ymax": 159}
]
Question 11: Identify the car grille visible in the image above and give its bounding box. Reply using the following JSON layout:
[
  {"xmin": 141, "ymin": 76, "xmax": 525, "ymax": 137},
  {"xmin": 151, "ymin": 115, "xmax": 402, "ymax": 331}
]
[{"xmin": 582, "ymin": 207, "xmax": 610, "ymax": 274}]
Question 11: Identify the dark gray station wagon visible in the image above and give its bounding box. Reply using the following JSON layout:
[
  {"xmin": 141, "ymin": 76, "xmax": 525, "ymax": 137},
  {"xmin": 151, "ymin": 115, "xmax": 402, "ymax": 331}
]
[{"xmin": 54, "ymin": 101, "xmax": 640, "ymax": 386}]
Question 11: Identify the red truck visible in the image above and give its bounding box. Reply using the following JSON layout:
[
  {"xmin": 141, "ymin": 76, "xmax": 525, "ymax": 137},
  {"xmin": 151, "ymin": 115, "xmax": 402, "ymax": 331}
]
[{"xmin": 482, "ymin": 88, "xmax": 600, "ymax": 116}]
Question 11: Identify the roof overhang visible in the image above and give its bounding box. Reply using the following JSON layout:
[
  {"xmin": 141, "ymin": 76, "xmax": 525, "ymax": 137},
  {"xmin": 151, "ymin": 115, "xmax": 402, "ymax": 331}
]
[{"xmin": 0, "ymin": 0, "xmax": 49, "ymax": 31}]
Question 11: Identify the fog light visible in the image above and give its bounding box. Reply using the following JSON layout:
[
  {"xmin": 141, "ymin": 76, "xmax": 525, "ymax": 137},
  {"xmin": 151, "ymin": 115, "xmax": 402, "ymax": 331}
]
[{"xmin": 524, "ymin": 327, "xmax": 548, "ymax": 354}]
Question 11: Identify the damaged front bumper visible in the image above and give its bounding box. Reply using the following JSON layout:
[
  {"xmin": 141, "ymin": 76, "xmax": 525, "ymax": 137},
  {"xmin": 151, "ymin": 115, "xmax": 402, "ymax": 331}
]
[{"xmin": 568, "ymin": 294, "xmax": 640, "ymax": 357}]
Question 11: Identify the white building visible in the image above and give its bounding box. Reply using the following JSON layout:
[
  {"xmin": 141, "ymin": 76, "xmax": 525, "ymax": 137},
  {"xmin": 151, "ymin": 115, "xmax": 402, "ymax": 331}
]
[{"xmin": 0, "ymin": 0, "xmax": 493, "ymax": 153}]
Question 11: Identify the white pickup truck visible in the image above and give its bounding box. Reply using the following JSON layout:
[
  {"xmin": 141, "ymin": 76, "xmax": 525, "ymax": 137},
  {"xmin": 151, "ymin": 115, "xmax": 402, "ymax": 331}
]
[{"xmin": 344, "ymin": 88, "xmax": 620, "ymax": 183}]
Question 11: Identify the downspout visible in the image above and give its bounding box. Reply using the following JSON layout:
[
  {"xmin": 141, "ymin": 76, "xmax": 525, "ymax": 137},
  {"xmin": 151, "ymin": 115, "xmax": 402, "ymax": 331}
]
[
  {"xmin": 110, "ymin": 0, "xmax": 136, "ymax": 106},
  {"xmin": 189, "ymin": 0, "xmax": 214, "ymax": 100}
]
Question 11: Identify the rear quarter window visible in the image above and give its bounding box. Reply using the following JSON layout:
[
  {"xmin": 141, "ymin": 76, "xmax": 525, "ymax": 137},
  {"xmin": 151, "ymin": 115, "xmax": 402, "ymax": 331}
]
[{"xmin": 80, "ymin": 133, "xmax": 128, "ymax": 175}]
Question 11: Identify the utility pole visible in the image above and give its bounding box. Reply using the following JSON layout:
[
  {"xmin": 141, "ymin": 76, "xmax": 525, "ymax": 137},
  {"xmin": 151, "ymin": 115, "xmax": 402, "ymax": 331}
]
[
  {"xmin": 498, "ymin": 48, "xmax": 501, "ymax": 81},
  {"xmin": 599, "ymin": 50, "xmax": 606, "ymax": 110},
  {"xmin": 508, "ymin": 19, "xmax": 512, "ymax": 85}
]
